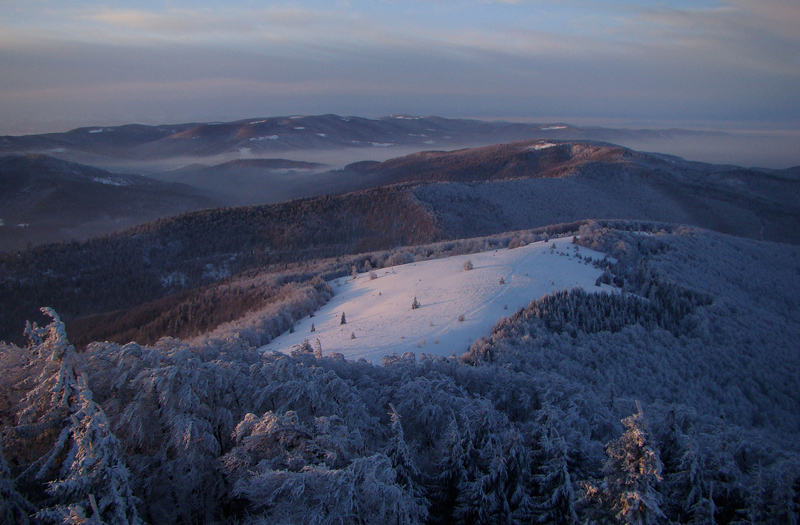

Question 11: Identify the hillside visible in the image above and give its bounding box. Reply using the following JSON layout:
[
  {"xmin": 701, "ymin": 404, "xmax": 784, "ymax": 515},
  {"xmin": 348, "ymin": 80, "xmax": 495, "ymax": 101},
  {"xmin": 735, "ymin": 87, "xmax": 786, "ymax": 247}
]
[
  {"xmin": 346, "ymin": 140, "xmax": 800, "ymax": 243},
  {"xmin": 2, "ymin": 139, "xmax": 798, "ymax": 344},
  {"xmin": 262, "ymin": 237, "xmax": 613, "ymax": 363},
  {"xmin": 338, "ymin": 141, "xmax": 629, "ymax": 183},
  {"xmin": 0, "ymin": 154, "xmax": 220, "ymax": 252},
  {"xmin": 1, "ymin": 221, "xmax": 798, "ymax": 523},
  {"xmin": 0, "ymin": 185, "xmax": 442, "ymax": 344}
]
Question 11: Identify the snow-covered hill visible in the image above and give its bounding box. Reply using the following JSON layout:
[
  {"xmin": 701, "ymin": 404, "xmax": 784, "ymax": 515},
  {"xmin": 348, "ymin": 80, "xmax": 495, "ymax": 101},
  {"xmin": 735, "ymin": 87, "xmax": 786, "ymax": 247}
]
[{"xmin": 261, "ymin": 237, "xmax": 614, "ymax": 362}]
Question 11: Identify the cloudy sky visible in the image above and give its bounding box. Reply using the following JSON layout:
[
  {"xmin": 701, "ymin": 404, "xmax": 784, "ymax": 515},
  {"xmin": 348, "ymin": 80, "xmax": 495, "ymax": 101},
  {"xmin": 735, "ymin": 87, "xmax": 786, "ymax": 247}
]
[{"xmin": 1, "ymin": 0, "xmax": 798, "ymax": 134}]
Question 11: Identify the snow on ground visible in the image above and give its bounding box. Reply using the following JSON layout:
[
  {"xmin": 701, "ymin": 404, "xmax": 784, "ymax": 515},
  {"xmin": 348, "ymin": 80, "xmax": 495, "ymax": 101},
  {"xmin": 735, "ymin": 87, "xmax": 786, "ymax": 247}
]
[
  {"xmin": 261, "ymin": 237, "xmax": 614, "ymax": 364},
  {"xmin": 92, "ymin": 177, "xmax": 127, "ymax": 186}
]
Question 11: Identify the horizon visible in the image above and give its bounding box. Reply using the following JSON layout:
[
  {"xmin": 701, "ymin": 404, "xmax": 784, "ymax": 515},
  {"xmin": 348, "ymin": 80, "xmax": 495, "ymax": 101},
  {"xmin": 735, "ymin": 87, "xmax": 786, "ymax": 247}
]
[
  {"xmin": 2, "ymin": 113, "xmax": 798, "ymax": 169},
  {"xmin": 1, "ymin": 1, "xmax": 798, "ymax": 138},
  {"xmin": 3, "ymin": 112, "xmax": 800, "ymax": 138}
]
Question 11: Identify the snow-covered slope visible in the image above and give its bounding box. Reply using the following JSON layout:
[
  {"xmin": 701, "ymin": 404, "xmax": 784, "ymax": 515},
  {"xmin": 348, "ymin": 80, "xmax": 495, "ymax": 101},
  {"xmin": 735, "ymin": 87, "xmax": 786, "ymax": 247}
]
[{"xmin": 261, "ymin": 237, "xmax": 614, "ymax": 362}]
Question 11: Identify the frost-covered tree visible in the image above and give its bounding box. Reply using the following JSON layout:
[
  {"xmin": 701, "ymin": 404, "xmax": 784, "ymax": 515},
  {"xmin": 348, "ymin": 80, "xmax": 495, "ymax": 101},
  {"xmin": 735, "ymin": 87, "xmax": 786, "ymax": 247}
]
[
  {"xmin": 234, "ymin": 454, "xmax": 426, "ymax": 525},
  {"xmin": 596, "ymin": 408, "xmax": 665, "ymax": 525},
  {"xmin": 17, "ymin": 308, "xmax": 81, "ymax": 427},
  {"xmin": 8, "ymin": 308, "xmax": 84, "ymax": 494},
  {"xmin": 533, "ymin": 429, "xmax": 577, "ymax": 524},
  {"xmin": 0, "ymin": 437, "xmax": 34, "ymax": 525},
  {"xmin": 431, "ymin": 406, "xmax": 534, "ymax": 524},
  {"xmin": 109, "ymin": 344, "xmax": 237, "ymax": 523},
  {"xmin": 660, "ymin": 426, "xmax": 712, "ymax": 524},
  {"xmin": 385, "ymin": 405, "xmax": 424, "ymax": 498},
  {"xmin": 222, "ymin": 409, "xmax": 425, "ymax": 524},
  {"xmin": 36, "ymin": 374, "xmax": 141, "ymax": 524}
]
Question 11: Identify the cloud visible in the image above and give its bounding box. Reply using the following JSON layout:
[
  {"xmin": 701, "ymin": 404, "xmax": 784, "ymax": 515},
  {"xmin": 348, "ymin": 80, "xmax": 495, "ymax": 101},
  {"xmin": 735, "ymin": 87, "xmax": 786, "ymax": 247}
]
[
  {"xmin": 0, "ymin": 0, "xmax": 797, "ymax": 134},
  {"xmin": 626, "ymin": 1, "xmax": 800, "ymax": 75}
]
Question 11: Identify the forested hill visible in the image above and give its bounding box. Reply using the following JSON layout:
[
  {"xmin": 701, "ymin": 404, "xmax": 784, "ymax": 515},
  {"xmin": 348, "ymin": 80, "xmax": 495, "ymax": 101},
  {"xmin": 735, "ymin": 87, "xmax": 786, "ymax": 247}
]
[
  {"xmin": 339, "ymin": 141, "xmax": 630, "ymax": 183},
  {"xmin": 0, "ymin": 185, "xmax": 442, "ymax": 344},
  {"xmin": 1, "ymin": 221, "xmax": 798, "ymax": 524},
  {"xmin": 0, "ymin": 154, "xmax": 220, "ymax": 251}
]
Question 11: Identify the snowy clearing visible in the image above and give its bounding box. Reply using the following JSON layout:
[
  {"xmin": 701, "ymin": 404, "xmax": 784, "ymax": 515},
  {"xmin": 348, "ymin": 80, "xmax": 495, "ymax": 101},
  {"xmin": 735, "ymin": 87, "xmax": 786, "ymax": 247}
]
[
  {"xmin": 261, "ymin": 237, "xmax": 614, "ymax": 363},
  {"xmin": 529, "ymin": 142, "xmax": 558, "ymax": 150},
  {"xmin": 540, "ymin": 125, "xmax": 567, "ymax": 130},
  {"xmin": 250, "ymin": 135, "xmax": 279, "ymax": 141}
]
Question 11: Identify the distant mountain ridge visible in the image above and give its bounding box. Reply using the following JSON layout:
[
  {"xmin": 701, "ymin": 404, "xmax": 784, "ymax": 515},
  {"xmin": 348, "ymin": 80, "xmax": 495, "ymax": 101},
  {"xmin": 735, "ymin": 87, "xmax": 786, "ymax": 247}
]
[
  {"xmin": 339, "ymin": 141, "xmax": 630, "ymax": 183},
  {"xmin": 0, "ymin": 114, "xmax": 729, "ymax": 162}
]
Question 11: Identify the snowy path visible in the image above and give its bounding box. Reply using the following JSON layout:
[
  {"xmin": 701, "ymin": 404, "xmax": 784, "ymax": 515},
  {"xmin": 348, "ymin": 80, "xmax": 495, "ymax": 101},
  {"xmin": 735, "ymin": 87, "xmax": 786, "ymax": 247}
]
[{"xmin": 260, "ymin": 237, "xmax": 613, "ymax": 363}]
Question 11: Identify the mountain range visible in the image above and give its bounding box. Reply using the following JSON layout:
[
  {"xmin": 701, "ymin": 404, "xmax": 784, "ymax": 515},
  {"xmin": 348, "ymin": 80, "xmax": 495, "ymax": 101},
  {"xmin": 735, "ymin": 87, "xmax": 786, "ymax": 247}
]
[
  {"xmin": 1, "ymin": 135, "xmax": 798, "ymax": 345},
  {"xmin": 2, "ymin": 115, "xmax": 800, "ymax": 523},
  {"xmin": 0, "ymin": 114, "xmax": 724, "ymax": 163}
]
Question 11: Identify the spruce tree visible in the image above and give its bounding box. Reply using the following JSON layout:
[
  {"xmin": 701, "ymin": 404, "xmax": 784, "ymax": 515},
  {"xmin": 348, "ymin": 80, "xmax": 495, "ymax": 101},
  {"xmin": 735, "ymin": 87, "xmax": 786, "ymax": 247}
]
[
  {"xmin": 533, "ymin": 429, "xmax": 577, "ymax": 524},
  {"xmin": 36, "ymin": 375, "xmax": 142, "ymax": 524},
  {"xmin": 601, "ymin": 407, "xmax": 665, "ymax": 525},
  {"xmin": 385, "ymin": 403, "xmax": 427, "ymax": 520},
  {"xmin": 0, "ymin": 437, "xmax": 34, "ymax": 525}
]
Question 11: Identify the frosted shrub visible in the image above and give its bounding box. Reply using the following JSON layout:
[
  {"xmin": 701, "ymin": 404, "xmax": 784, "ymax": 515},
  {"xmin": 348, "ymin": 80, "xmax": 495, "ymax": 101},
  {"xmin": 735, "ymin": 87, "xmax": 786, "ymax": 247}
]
[{"xmin": 463, "ymin": 260, "xmax": 473, "ymax": 271}]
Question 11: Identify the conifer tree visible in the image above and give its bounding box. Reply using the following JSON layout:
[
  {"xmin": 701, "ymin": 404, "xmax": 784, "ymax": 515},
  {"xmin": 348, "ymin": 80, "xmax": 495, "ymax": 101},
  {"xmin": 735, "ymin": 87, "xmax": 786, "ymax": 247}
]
[
  {"xmin": 600, "ymin": 407, "xmax": 665, "ymax": 525},
  {"xmin": 11, "ymin": 308, "xmax": 83, "ymax": 489},
  {"xmin": 533, "ymin": 429, "xmax": 577, "ymax": 524},
  {"xmin": 386, "ymin": 404, "xmax": 422, "ymax": 493},
  {"xmin": 0, "ymin": 437, "xmax": 34, "ymax": 525},
  {"xmin": 385, "ymin": 404, "xmax": 428, "ymax": 521},
  {"xmin": 36, "ymin": 375, "xmax": 142, "ymax": 524}
]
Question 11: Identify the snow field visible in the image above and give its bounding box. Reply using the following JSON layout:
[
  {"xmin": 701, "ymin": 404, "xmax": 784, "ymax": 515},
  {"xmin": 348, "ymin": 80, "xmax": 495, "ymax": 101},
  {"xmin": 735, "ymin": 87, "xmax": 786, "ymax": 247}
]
[{"xmin": 261, "ymin": 237, "xmax": 614, "ymax": 363}]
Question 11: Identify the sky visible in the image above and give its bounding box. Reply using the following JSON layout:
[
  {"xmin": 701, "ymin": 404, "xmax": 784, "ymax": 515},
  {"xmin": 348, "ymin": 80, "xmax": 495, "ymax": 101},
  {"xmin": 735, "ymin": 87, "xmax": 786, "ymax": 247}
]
[{"xmin": 1, "ymin": 0, "xmax": 798, "ymax": 135}]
